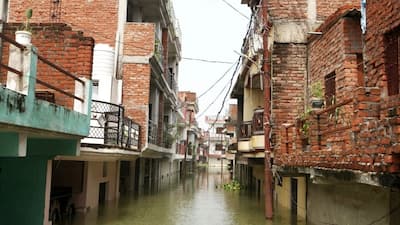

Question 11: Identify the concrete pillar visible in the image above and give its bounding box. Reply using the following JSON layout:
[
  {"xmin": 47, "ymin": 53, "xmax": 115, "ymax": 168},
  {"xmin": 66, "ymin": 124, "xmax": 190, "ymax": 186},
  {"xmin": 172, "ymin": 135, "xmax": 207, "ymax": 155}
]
[
  {"xmin": 74, "ymin": 78, "xmax": 92, "ymax": 115},
  {"xmin": 7, "ymin": 45, "xmax": 36, "ymax": 97}
]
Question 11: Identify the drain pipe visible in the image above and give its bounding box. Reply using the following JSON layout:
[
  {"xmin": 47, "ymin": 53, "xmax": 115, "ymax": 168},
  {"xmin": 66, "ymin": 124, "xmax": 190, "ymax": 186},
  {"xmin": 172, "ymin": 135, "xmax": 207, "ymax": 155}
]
[{"xmin": 261, "ymin": 0, "xmax": 274, "ymax": 219}]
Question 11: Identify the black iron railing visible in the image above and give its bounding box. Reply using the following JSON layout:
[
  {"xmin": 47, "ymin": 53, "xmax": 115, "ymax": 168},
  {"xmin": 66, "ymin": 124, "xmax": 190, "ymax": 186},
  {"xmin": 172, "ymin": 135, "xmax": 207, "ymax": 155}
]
[
  {"xmin": 239, "ymin": 121, "xmax": 252, "ymax": 140},
  {"xmin": 88, "ymin": 100, "xmax": 140, "ymax": 151},
  {"xmin": 252, "ymin": 108, "xmax": 264, "ymax": 134},
  {"xmin": 148, "ymin": 120, "xmax": 158, "ymax": 145}
]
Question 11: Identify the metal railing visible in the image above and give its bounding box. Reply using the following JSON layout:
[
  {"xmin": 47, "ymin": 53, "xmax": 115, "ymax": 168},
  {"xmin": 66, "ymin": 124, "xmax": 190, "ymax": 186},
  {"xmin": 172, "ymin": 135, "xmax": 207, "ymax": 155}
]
[
  {"xmin": 252, "ymin": 108, "xmax": 264, "ymax": 134},
  {"xmin": 0, "ymin": 32, "xmax": 86, "ymax": 109},
  {"xmin": 148, "ymin": 120, "xmax": 158, "ymax": 145},
  {"xmin": 167, "ymin": 70, "xmax": 177, "ymax": 92},
  {"xmin": 154, "ymin": 33, "xmax": 164, "ymax": 67},
  {"xmin": 239, "ymin": 121, "xmax": 252, "ymax": 140},
  {"xmin": 88, "ymin": 100, "xmax": 140, "ymax": 151}
]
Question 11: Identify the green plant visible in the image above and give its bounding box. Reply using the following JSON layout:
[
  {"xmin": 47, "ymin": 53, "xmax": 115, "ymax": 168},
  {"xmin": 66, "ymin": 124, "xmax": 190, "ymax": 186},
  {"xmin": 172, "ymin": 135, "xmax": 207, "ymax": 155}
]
[
  {"xmin": 223, "ymin": 180, "xmax": 241, "ymax": 191},
  {"xmin": 310, "ymin": 81, "xmax": 323, "ymax": 99},
  {"xmin": 19, "ymin": 8, "xmax": 33, "ymax": 32}
]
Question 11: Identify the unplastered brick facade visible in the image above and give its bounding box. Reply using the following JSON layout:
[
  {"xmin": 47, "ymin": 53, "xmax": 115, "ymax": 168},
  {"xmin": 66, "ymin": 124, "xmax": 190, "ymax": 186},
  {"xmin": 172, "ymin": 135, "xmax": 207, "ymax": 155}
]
[
  {"xmin": 265, "ymin": 0, "xmax": 359, "ymax": 21},
  {"xmin": 271, "ymin": 43, "xmax": 307, "ymax": 150},
  {"xmin": 122, "ymin": 23, "xmax": 155, "ymax": 148},
  {"xmin": 274, "ymin": 2, "xmax": 400, "ymax": 174},
  {"xmin": 8, "ymin": 0, "xmax": 118, "ymax": 46},
  {"xmin": 1, "ymin": 23, "xmax": 94, "ymax": 109}
]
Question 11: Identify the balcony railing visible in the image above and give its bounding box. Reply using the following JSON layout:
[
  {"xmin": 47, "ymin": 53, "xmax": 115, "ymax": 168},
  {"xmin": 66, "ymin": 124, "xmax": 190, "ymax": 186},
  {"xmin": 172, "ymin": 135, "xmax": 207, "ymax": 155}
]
[
  {"xmin": 87, "ymin": 100, "xmax": 140, "ymax": 151},
  {"xmin": 239, "ymin": 121, "xmax": 252, "ymax": 140},
  {"xmin": 252, "ymin": 108, "xmax": 264, "ymax": 134},
  {"xmin": 167, "ymin": 70, "xmax": 177, "ymax": 93},
  {"xmin": 154, "ymin": 33, "xmax": 164, "ymax": 67},
  {"xmin": 148, "ymin": 120, "xmax": 158, "ymax": 145}
]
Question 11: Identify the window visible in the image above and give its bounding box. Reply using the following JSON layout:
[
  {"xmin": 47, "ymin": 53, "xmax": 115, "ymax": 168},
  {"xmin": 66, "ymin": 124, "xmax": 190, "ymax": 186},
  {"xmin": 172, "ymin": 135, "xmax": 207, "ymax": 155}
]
[
  {"xmin": 385, "ymin": 27, "xmax": 400, "ymax": 96},
  {"xmin": 92, "ymin": 80, "xmax": 99, "ymax": 99},
  {"xmin": 325, "ymin": 72, "xmax": 336, "ymax": 106}
]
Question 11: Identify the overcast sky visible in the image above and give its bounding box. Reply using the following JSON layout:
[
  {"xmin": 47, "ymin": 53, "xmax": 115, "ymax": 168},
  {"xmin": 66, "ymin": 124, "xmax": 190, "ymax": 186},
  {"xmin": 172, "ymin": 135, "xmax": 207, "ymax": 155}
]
[{"xmin": 173, "ymin": 0, "xmax": 250, "ymax": 129}]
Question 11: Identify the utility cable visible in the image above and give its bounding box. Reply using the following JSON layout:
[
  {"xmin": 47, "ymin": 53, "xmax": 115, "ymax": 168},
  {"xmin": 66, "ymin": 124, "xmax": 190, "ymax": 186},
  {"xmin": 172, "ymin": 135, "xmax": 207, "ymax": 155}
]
[
  {"xmin": 196, "ymin": 80, "xmax": 231, "ymax": 119},
  {"xmin": 197, "ymin": 60, "xmax": 238, "ymax": 99},
  {"xmin": 221, "ymin": 0, "xmax": 250, "ymax": 20},
  {"xmin": 207, "ymin": 56, "xmax": 242, "ymax": 131},
  {"xmin": 182, "ymin": 57, "xmax": 235, "ymax": 64}
]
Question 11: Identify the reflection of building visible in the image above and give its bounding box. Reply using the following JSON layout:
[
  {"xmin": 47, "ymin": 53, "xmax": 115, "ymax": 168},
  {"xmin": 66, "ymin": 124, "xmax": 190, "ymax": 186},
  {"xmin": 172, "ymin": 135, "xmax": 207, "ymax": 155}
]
[
  {"xmin": 205, "ymin": 115, "xmax": 230, "ymax": 167},
  {"xmin": 234, "ymin": 0, "xmax": 400, "ymax": 224}
]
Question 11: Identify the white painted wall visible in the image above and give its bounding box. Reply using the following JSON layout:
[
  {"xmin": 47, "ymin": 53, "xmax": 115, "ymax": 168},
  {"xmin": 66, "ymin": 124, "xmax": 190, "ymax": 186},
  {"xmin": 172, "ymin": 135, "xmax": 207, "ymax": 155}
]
[{"xmin": 84, "ymin": 161, "xmax": 119, "ymax": 210}]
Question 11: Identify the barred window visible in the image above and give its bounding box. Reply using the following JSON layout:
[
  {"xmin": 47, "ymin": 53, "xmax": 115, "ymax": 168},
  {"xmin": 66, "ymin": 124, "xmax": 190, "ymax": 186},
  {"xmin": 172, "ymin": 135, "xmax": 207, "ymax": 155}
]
[
  {"xmin": 385, "ymin": 27, "xmax": 400, "ymax": 96},
  {"xmin": 325, "ymin": 72, "xmax": 336, "ymax": 106}
]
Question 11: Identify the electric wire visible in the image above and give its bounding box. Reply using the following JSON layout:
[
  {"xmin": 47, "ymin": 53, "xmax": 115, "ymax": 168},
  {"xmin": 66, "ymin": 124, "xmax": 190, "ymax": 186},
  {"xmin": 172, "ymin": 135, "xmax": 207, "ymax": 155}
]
[
  {"xmin": 182, "ymin": 57, "xmax": 235, "ymax": 64},
  {"xmin": 221, "ymin": 0, "xmax": 250, "ymax": 20},
  {"xmin": 207, "ymin": 56, "xmax": 242, "ymax": 131},
  {"xmin": 196, "ymin": 80, "xmax": 231, "ymax": 119},
  {"xmin": 197, "ymin": 60, "xmax": 238, "ymax": 99}
]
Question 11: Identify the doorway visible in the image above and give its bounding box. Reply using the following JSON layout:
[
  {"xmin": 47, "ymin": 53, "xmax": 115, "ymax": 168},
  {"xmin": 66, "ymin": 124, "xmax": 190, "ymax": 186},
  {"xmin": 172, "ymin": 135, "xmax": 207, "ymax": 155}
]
[{"xmin": 99, "ymin": 182, "xmax": 107, "ymax": 204}]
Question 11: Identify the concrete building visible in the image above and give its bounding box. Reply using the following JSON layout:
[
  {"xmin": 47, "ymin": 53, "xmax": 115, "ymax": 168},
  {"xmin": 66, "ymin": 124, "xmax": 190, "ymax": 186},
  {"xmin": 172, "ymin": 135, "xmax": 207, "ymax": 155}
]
[
  {"xmin": 3, "ymin": 0, "xmax": 183, "ymax": 223},
  {"xmin": 204, "ymin": 115, "xmax": 230, "ymax": 168},
  {"xmin": 233, "ymin": 0, "xmax": 400, "ymax": 224},
  {"xmin": 0, "ymin": 23, "xmax": 93, "ymax": 225},
  {"xmin": 178, "ymin": 91, "xmax": 201, "ymax": 172}
]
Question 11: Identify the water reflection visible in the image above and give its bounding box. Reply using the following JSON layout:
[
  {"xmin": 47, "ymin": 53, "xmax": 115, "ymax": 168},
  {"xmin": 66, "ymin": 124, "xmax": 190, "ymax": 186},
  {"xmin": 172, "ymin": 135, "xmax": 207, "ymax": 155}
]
[{"xmin": 71, "ymin": 168, "xmax": 306, "ymax": 225}]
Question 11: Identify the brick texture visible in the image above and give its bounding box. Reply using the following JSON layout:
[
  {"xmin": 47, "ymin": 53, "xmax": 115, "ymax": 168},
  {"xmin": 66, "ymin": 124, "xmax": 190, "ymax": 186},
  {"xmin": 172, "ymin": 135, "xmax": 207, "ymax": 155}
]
[
  {"xmin": 122, "ymin": 63, "xmax": 151, "ymax": 149},
  {"xmin": 271, "ymin": 43, "xmax": 307, "ymax": 150},
  {"xmin": 1, "ymin": 23, "xmax": 94, "ymax": 109},
  {"xmin": 317, "ymin": 1, "xmax": 359, "ymax": 20},
  {"xmin": 8, "ymin": 0, "xmax": 118, "ymax": 46},
  {"xmin": 364, "ymin": 0, "xmax": 400, "ymax": 92},
  {"xmin": 275, "ymin": 3, "xmax": 400, "ymax": 173},
  {"xmin": 124, "ymin": 23, "xmax": 155, "ymax": 57}
]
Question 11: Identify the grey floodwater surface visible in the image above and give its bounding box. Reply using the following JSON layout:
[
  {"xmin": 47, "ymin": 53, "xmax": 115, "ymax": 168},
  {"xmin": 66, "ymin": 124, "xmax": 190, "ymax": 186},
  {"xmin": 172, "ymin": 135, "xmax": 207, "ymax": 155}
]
[{"xmin": 71, "ymin": 168, "xmax": 306, "ymax": 225}]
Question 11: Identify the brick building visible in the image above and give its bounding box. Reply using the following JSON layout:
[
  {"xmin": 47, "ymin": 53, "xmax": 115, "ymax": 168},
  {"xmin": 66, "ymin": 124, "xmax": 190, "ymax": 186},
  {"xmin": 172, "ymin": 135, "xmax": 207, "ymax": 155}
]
[
  {"xmin": 2, "ymin": 0, "xmax": 183, "ymax": 223},
  {"xmin": 0, "ymin": 22, "xmax": 93, "ymax": 225},
  {"xmin": 233, "ymin": 0, "xmax": 400, "ymax": 224}
]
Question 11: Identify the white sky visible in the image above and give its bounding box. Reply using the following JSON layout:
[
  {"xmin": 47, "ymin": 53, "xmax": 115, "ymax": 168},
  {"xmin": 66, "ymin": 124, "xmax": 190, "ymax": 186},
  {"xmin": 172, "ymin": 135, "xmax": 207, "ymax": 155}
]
[{"xmin": 173, "ymin": 0, "xmax": 250, "ymax": 129}]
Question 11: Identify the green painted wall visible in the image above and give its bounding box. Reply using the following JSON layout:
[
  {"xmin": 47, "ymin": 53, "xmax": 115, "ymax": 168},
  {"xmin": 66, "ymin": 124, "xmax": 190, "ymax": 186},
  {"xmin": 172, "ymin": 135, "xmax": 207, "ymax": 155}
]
[
  {"xmin": 28, "ymin": 138, "xmax": 78, "ymax": 156},
  {"xmin": 0, "ymin": 132, "xmax": 21, "ymax": 157},
  {"xmin": 0, "ymin": 157, "xmax": 48, "ymax": 225}
]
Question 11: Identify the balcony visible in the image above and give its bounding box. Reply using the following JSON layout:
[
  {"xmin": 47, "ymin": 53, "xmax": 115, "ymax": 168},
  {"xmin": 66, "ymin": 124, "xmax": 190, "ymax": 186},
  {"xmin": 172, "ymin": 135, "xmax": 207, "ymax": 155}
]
[
  {"xmin": 238, "ymin": 121, "xmax": 252, "ymax": 152},
  {"xmin": 83, "ymin": 100, "xmax": 140, "ymax": 151},
  {"xmin": 237, "ymin": 108, "xmax": 265, "ymax": 152},
  {"xmin": 0, "ymin": 32, "xmax": 91, "ymax": 157},
  {"xmin": 154, "ymin": 32, "xmax": 164, "ymax": 68},
  {"xmin": 277, "ymin": 87, "xmax": 400, "ymax": 173}
]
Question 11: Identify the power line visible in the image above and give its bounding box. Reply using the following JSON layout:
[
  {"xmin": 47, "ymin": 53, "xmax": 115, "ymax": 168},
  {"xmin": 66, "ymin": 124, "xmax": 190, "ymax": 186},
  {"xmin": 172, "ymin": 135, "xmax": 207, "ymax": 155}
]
[
  {"xmin": 208, "ymin": 56, "xmax": 242, "ymax": 131},
  {"xmin": 182, "ymin": 57, "xmax": 235, "ymax": 64},
  {"xmin": 196, "ymin": 80, "xmax": 231, "ymax": 119},
  {"xmin": 221, "ymin": 0, "xmax": 250, "ymax": 20},
  {"xmin": 197, "ymin": 60, "xmax": 238, "ymax": 99}
]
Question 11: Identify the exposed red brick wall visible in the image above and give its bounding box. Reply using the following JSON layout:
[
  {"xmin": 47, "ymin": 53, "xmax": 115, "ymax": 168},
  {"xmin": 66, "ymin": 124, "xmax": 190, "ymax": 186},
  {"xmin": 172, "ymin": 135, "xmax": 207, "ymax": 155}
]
[
  {"xmin": 317, "ymin": 1, "xmax": 360, "ymax": 20},
  {"xmin": 364, "ymin": 0, "xmax": 400, "ymax": 93},
  {"xmin": 309, "ymin": 15, "xmax": 361, "ymax": 102},
  {"xmin": 267, "ymin": 0, "xmax": 308, "ymax": 20},
  {"xmin": 1, "ymin": 23, "xmax": 94, "ymax": 109},
  {"xmin": 122, "ymin": 63, "xmax": 151, "ymax": 149},
  {"xmin": 8, "ymin": 0, "xmax": 118, "ymax": 46},
  {"xmin": 124, "ymin": 23, "xmax": 155, "ymax": 56},
  {"xmin": 178, "ymin": 91, "xmax": 197, "ymax": 103},
  {"xmin": 271, "ymin": 43, "xmax": 307, "ymax": 150}
]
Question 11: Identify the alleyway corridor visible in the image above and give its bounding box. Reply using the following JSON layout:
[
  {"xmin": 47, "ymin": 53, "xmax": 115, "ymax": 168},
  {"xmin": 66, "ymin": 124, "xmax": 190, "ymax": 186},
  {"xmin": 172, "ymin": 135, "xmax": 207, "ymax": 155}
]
[{"xmin": 68, "ymin": 168, "xmax": 306, "ymax": 225}]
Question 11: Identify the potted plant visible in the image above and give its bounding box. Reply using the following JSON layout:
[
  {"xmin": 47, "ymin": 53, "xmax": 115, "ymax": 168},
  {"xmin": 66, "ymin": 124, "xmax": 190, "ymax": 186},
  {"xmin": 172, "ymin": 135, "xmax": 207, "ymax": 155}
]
[
  {"xmin": 310, "ymin": 81, "xmax": 324, "ymax": 109},
  {"xmin": 16, "ymin": 8, "xmax": 33, "ymax": 45}
]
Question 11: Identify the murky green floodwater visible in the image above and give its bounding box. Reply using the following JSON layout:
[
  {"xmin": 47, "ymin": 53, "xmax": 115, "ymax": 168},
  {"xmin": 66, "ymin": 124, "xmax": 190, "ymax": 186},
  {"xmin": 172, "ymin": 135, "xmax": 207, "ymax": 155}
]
[{"xmin": 71, "ymin": 168, "xmax": 306, "ymax": 225}]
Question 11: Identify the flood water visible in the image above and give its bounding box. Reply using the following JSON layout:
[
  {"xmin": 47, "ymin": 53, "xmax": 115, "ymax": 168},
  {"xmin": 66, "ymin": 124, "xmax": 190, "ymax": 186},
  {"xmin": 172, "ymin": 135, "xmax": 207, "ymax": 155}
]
[{"xmin": 71, "ymin": 168, "xmax": 306, "ymax": 225}]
